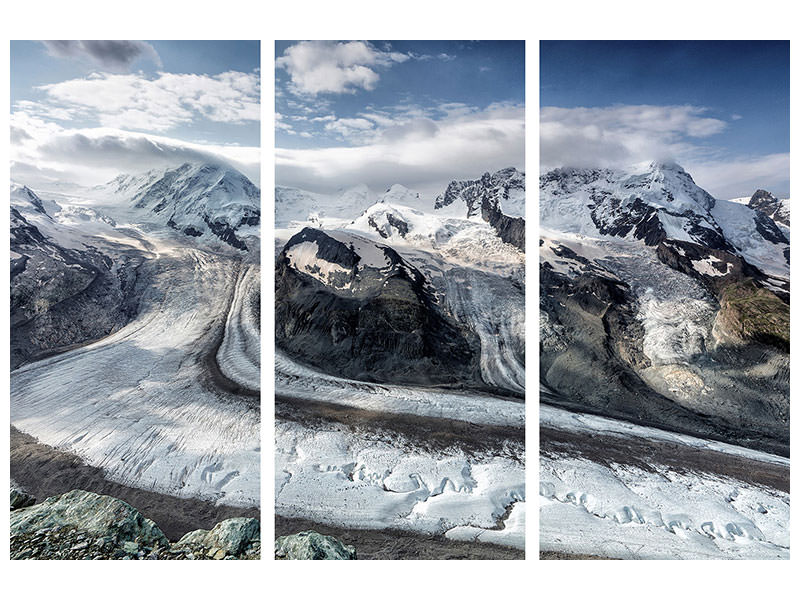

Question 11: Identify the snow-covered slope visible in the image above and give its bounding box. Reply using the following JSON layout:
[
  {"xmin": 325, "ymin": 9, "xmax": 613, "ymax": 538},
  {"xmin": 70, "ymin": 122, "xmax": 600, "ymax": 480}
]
[
  {"xmin": 275, "ymin": 185, "xmax": 374, "ymax": 227},
  {"xmin": 108, "ymin": 163, "xmax": 260, "ymax": 250},
  {"xmin": 711, "ymin": 198, "xmax": 789, "ymax": 278},
  {"xmin": 541, "ymin": 161, "xmax": 720, "ymax": 244},
  {"xmin": 540, "ymin": 161, "xmax": 788, "ymax": 278}
]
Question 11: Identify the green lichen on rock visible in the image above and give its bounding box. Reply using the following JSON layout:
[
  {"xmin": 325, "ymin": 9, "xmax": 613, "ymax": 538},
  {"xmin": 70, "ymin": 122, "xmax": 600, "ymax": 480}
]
[
  {"xmin": 275, "ymin": 530, "xmax": 357, "ymax": 560},
  {"xmin": 10, "ymin": 489, "xmax": 168, "ymax": 547}
]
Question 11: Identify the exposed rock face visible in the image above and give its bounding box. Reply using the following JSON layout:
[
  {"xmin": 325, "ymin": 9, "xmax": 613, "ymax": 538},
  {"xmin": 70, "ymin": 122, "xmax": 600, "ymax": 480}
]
[
  {"xmin": 9, "ymin": 490, "xmax": 261, "ymax": 560},
  {"xmin": 749, "ymin": 189, "xmax": 790, "ymax": 227},
  {"xmin": 174, "ymin": 517, "xmax": 260, "ymax": 559},
  {"xmin": 276, "ymin": 227, "xmax": 481, "ymax": 387},
  {"xmin": 275, "ymin": 531, "xmax": 357, "ymax": 560},
  {"xmin": 436, "ymin": 168, "xmax": 525, "ymax": 251},
  {"xmin": 10, "ymin": 189, "xmax": 143, "ymax": 369},
  {"xmin": 11, "ymin": 487, "xmax": 35, "ymax": 510},
  {"xmin": 715, "ymin": 281, "xmax": 790, "ymax": 351}
]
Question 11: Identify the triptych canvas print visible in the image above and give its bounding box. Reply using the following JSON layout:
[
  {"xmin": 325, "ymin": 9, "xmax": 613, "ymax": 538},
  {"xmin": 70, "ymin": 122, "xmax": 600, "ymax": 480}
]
[{"xmin": 7, "ymin": 39, "xmax": 790, "ymax": 562}]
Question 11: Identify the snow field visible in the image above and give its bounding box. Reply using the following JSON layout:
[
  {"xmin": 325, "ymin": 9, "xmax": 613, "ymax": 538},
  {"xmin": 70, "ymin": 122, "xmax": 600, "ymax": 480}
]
[
  {"xmin": 12, "ymin": 247, "xmax": 260, "ymax": 507},
  {"xmin": 540, "ymin": 454, "xmax": 788, "ymax": 559},
  {"xmin": 276, "ymin": 420, "xmax": 525, "ymax": 548}
]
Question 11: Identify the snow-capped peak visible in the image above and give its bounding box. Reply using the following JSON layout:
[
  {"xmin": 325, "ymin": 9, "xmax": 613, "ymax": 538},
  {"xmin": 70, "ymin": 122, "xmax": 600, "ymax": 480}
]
[
  {"xmin": 108, "ymin": 162, "xmax": 260, "ymax": 250},
  {"xmin": 748, "ymin": 189, "xmax": 790, "ymax": 227},
  {"xmin": 10, "ymin": 184, "xmax": 49, "ymax": 216},
  {"xmin": 540, "ymin": 161, "xmax": 790, "ymax": 279},
  {"xmin": 378, "ymin": 184, "xmax": 423, "ymax": 207},
  {"xmin": 435, "ymin": 167, "xmax": 525, "ymax": 219}
]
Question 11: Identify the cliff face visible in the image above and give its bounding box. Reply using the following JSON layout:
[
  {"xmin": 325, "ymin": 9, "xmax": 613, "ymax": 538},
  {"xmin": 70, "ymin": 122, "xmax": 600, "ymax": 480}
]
[
  {"xmin": 436, "ymin": 168, "xmax": 526, "ymax": 251},
  {"xmin": 275, "ymin": 228, "xmax": 482, "ymax": 387}
]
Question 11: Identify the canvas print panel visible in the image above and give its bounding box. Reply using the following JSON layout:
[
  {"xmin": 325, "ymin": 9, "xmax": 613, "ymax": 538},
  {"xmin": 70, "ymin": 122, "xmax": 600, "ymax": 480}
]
[
  {"xmin": 274, "ymin": 40, "xmax": 526, "ymax": 560},
  {"xmin": 10, "ymin": 40, "xmax": 261, "ymax": 560}
]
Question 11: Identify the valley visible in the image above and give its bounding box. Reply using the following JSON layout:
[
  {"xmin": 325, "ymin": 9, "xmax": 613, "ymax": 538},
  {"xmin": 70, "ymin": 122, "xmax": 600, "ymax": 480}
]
[
  {"xmin": 10, "ymin": 163, "xmax": 262, "ymax": 527},
  {"xmin": 274, "ymin": 169, "xmax": 526, "ymax": 557},
  {"xmin": 539, "ymin": 161, "xmax": 790, "ymax": 559}
]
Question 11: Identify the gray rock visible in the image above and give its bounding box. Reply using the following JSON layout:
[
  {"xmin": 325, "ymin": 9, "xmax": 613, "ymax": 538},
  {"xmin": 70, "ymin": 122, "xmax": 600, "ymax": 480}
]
[
  {"xmin": 11, "ymin": 487, "xmax": 36, "ymax": 510},
  {"xmin": 9, "ymin": 489, "xmax": 168, "ymax": 548},
  {"xmin": 275, "ymin": 531, "xmax": 357, "ymax": 560},
  {"xmin": 175, "ymin": 517, "xmax": 260, "ymax": 558}
]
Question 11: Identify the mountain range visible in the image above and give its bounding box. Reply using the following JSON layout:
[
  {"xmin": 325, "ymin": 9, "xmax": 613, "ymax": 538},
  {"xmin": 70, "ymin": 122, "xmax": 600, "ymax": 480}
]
[{"xmin": 540, "ymin": 160, "xmax": 789, "ymax": 455}]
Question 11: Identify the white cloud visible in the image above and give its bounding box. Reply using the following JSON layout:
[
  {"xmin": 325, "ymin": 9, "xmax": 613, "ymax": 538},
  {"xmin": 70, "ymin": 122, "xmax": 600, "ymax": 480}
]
[
  {"xmin": 276, "ymin": 41, "xmax": 409, "ymax": 95},
  {"xmin": 324, "ymin": 117, "xmax": 375, "ymax": 140},
  {"xmin": 540, "ymin": 104, "xmax": 788, "ymax": 198},
  {"xmin": 689, "ymin": 153, "xmax": 789, "ymax": 200},
  {"xmin": 36, "ymin": 70, "xmax": 260, "ymax": 132},
  {"xmin": 42, "ymin": 40, "xmax": 161, "ymax": 72},
  {"xmin": 276, "ymin": 103, "xmax": 524, "ymax": 195},
  {"xmin": 540, "ymin": 104, "xmax": 727, "ymax": 170},
  {"xmin": 10, "ymin": 111, "xmax": 260, "ymax": 188}
]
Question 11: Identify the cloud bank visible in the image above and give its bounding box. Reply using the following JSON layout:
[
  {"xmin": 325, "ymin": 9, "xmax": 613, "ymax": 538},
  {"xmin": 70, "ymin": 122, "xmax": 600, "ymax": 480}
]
[
  {"xmin": 31, "ymin": 70, "xmax": 260, "ymax": 132},
  {"xmin": 276, "ymin": 103, "xmax": 524, "ymax": 195},
  {"xmin": 11, "ymin": 111, "xmax": 259, "ymax": 188}
]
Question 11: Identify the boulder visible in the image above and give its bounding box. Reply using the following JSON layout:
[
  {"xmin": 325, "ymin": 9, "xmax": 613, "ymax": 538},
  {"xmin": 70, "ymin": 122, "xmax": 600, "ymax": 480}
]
[
  {"xmin": 275, "ymin": 531, "xmax": 357, "ymax": 560},
  {"xmin": 10, "ymin": 489, "xmax": 168, "ymax": 548},
  {"xmin": 175, "ymin": 517, "xmax": 260, "ymax": 559}
]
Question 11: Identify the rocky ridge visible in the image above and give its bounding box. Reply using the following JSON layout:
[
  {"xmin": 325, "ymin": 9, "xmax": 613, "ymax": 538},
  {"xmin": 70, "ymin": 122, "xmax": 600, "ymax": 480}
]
[
  {"xmin": 436, "ymin": 167, "xmax": 525, "ymax": 250},
  {"xmin": 275, "ymin": 227, "xmax": 481, "ymax": 386},
  {"xmin": 748, "ymin": 189, "xmax": 790, "ymax": 227}
]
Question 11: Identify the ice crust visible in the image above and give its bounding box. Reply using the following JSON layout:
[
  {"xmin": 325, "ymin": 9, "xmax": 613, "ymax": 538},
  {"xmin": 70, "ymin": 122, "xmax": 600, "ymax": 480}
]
[
  {"xmin": 540, "ymin": 453, "xmax": 788, "ymax": 559},
  {"xmin": 276, "ymin": 419, "xmax": 525, "ymax": 548}
]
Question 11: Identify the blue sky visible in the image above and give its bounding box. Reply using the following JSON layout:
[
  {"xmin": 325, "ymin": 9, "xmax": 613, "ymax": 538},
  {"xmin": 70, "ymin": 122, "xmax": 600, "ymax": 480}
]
[
  {"xmin": 275, "ymin": 40, "xmax": 525, "ymax": 195},
  {"xmin": 540, "ymin": 41, "xmax": 789, "ymax": 199},
  {"xmin": 10, "ymin": 41, "xmax": 260, "ymax": 187}
]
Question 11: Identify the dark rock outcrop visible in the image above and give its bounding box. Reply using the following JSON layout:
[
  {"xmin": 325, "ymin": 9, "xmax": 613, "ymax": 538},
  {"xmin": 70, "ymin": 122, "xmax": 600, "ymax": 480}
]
[
  {"xmin": 11, "ymin": 487, "xmax": 35, "ymax": 510},
  {"xmin": 10, "ymin": 206, "xmax": 143, "ymax": 370},
  {"xmin": 436, "ymin": 168, "xmax": 525, "ymax": 251},
  {"xmin": 276, "ymin": 228, "xmax": 481, "ymax": 387},
  {"xmin": 749, "ymin": 189, "xmax": 789, "ymax": 227}
]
